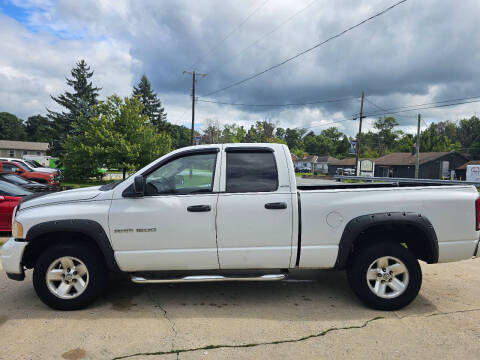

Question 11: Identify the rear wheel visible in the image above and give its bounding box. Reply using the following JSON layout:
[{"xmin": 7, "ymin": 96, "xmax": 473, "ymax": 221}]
[
  {"xmin": 347, "ymin": 242, "xmax": 422, "ymax": 310},
  {"xmin": 33, "ymin": 242, "xmax": 107, "ymax": 310}
]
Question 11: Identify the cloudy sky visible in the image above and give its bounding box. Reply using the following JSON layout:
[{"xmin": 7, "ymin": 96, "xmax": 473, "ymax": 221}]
[{"xmin": 1, "ymin": 0, "xmax": 480, "ymax": 136}]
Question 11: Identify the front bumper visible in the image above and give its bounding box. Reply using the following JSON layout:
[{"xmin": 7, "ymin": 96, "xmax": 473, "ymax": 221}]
[{"xmin": 1, "ymin": 238, "xmax": 27, "ymax": 281}]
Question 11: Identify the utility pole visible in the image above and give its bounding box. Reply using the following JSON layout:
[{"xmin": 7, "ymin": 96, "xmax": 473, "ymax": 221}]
[
  {"xmin": 355, "ymin": 91, "xmax": 365, "ymax": 176},
  {"xmin": 183, "ymin": 70, "xmax": 207, "ymax": 145},
  {"xmin": 415, "ymin": 113, "xmax": 421, "ymax": 179}
]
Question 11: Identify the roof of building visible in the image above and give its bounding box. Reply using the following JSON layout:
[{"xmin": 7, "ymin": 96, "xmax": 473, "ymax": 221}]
[
  {"xmin": 0, "ymin": 140, "xmax": 49, "ymax": 151},
  {"xmin": 456, "ymin": 160, "xmax": 480, "ymax": 170},
  {"xmin": 293, "ymin": 155, "xmax": 338, "ymax": 163},
  {"xmin": 329, "ymin": 157, "xmax": 373, "ymax": 166},
  {"xmin": 375, "ymin": 151, "xmax": 469, "ymax": 166}
]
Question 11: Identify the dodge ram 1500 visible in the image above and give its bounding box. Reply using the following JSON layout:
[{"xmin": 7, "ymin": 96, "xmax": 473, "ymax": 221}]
[{"xmin": 2, "ymin": 143, "xmax": 479, "ymax": 310}]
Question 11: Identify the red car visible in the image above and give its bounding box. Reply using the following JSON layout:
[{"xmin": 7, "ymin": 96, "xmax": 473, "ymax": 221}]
[
  {"xmin": 0, "ymin": 161, "xmax": 59, "ymax": 186},
  {"xmin": 0, "ymin": 180, "xmax": 32, "ymax": 232}
]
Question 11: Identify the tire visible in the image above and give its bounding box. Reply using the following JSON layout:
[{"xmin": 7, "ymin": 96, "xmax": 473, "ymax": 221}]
[
  {"xmin": 347, "ymin": 242, "xmax": 422, "ymax": 311},
  {"xmin": 33, "ymin": 242, "xmax": 107, "ymax": 310}
]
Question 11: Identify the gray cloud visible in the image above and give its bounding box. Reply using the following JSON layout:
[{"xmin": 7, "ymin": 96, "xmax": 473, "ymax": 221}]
[{"xmin": 2, "ymin": 0, "xmax": 480, "ymax": 136}]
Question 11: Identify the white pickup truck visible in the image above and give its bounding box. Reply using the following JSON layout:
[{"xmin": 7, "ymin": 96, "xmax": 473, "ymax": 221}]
[{"xmin": 2, "ymin": 143, "xmax": 479, "ymax": 311}]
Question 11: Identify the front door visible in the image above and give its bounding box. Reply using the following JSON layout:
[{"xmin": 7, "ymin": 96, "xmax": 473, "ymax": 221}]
[
  {"xmin": 110, "ymin": 150, "xmax": 221, "ymax": 271},
  {"xmin": 216, "ymin": 147, "xmax": 294, "ymax": 269}
]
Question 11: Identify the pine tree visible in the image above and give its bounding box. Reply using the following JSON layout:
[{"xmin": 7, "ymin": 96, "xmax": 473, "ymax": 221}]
[
  {"xmin": 132, "ymin": 74, "xmax": 167, "ymax": 130},
  {"xmin": 47, "ymin": 60, "xmax": 101, "ymax": 156}
]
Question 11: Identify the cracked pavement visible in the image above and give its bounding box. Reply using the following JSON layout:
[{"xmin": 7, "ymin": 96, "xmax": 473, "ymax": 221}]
[{"xmin": 0, "ymin": 257, "xmax": 478, "ymax": 359}]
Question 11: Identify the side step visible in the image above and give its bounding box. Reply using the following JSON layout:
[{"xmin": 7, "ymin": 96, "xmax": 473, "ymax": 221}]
[{"xmin": 131, "ymin": 273, "xmax": 287, "ymax": 284}]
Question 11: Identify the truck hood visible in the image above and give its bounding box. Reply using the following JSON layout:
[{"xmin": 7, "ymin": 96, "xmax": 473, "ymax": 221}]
[
  {"xmin": 19, "ymin": 186, "xmax": 101, "ymax": 210},
  {"xmin": 31, "ymin": 167, "xmax": 57, "ymax": 173}
]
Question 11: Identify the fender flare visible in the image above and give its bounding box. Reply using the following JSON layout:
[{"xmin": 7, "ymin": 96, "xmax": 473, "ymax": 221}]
[
  {"xmin": 24, "ymin": 219, "xmax": 120, "ymax": 272},
  {"xmin": 334, "ymin": 212, "xmax": 439, "ymax": 269}
]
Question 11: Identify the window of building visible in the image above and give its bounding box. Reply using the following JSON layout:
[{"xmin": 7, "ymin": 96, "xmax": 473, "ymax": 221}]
[
  {"xmin": 226, "ymin": 151, "xmax": 278, "ymax": 193},
  {"xmin": 9, "ymin": 150, "xmax": 14, "ymax": 157}
]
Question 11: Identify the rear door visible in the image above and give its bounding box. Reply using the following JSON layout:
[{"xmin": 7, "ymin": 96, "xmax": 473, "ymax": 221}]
[{"xmin": 216, "ymin": 146, "xmax": 294, "ymax": 269}]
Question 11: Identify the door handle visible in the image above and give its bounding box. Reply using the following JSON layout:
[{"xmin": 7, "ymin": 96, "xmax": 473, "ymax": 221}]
[
  {"xmin": 265, "ymin": 202, "xmax": 287, "ymax": 210},
  {"xmin": 187, "ymin": 205, "xmax": 211, "ymax": 212}
]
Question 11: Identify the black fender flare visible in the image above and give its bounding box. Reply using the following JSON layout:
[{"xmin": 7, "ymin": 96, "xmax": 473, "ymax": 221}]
[
  {"xmin": 24, "ymin": 219, "xmax": 120, "ymax": 272},
  {"xmin": 334, "ymin": 212, "xmax": 439, "ymax": 269}
]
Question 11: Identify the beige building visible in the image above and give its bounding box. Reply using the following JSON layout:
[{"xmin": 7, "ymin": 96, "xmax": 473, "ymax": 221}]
[{"xmin": 0, "ymin": 140, "xmax": 49, "ymax": 158}]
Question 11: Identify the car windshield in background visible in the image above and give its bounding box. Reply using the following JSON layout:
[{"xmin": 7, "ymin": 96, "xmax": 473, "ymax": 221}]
[
  {"xmin": 13, "ymin": 161, "xmax": 33, "ymax": 172},
  {"xmin": 26, "ymin": 160, "xmax": 41, "ymax": 168},
  {"xmin": 1, "ymin": 174, "xmax": 30, "ymax": 185},
  {"xmin": 0, "ymin": 180, "xmax": 33, "ymax": 196}
]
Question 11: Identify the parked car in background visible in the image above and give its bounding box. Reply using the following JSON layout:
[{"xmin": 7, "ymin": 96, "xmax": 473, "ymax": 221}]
[
  {"xmin": 336, "ymin": 168, "xmax": 356, "ymax": 176},
  {"xmin": 0, "ymin": 180, "xmax": 32, "ymax": 232},
  {"xmin": 295, "ymin": 167, "xmax": 311, "ymax": 173},
  {"xmin": 0, "ymin": 173, "xmax": 57, "ymax": 193},
  {"xmin": 0, "ymin": 158, "xmax": 59, "ymax": 176},
  {"xmin": 0, "ymin": 161, "xmax": 60, "ymax": 186}
]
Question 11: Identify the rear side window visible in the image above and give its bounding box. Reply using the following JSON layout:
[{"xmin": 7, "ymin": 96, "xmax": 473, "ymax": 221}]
[{"xmin": 226, "ymin": 151, "xmax": 278, "ymax": 193}]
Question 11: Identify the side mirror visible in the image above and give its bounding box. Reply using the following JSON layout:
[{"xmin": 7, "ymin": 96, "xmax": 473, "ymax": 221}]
[
  {"xmin": 175, "ymin": 175, "xmax": 185, "ymax": 185},
  {"xmin": 133, "ymin": 175, "xmax": 145, "ymax": 196},
  {"xmin": 16, "ymin": 169, "xmax": 23, "ymax": 174}
]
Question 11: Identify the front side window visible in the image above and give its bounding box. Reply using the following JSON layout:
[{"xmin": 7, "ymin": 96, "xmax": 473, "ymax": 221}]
[
  {"xmin": 226, "ymin": 151, "xmax": 278, "ymax": 193},
  {"xmin": 144, "ymin": 153, "xmax": 217, "ymax": 195},
  {"xmin": 2, "ymin": 163, "xmax": 20, "ymax": 173}
]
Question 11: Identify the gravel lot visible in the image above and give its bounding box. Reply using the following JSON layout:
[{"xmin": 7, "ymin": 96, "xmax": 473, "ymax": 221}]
[{"xmin": 0, "ymin": 241, "xmax": 478, "ymax": 360}]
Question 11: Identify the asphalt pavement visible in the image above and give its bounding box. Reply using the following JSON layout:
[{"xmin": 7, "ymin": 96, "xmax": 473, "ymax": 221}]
[{"xmin": 0, "ymin": 247, "xmax": 478, "ymax": 360}]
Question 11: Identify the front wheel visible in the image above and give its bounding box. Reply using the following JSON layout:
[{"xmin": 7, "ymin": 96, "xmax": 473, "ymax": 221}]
[
  {"xmin": 347, "ymin": 242, "xmax": 422, "ymax": 310},
  {"xmin": 33, "ymin": 242, "xmax": 107, "ymax": 310}
]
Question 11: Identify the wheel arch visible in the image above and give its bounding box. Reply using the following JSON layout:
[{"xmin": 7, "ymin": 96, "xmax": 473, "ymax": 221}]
[
  {"xmin": 22, "ymin": 219, "xmax": 120, "ymax": 273},
  {"xmin": 335, "ymin": 212, "xmax": 439, "ymax": 270}
]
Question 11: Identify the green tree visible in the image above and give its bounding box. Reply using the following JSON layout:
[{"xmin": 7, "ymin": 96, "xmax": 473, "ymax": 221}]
[
  {"xmin": 25, "ymin": 115, "xmax": 54, "ymax": 143},
  {"xmin": 162, "ymin": 123, "xmax": 191, "ymax": 149},
  {"xmin": 63, "ymin": 95, "xmax": 171, "ymax": 179},
  {"xmin": 336, "ymin": 136, "xmax": 351, "ymax": 156},
  {"xmin": 0, "ymin": 112, "xmax": 26, "ymax": 140},
  {"xmin": 133, "ymin": 74, "xmax": 167, "ymax": 130},
  {"xmin": 373, "ymin": 116, "xmax": 400, "ymax": 156},
  {"xmin": 48, "ymin": 60, "xmax": 101, "ymax": 156}
]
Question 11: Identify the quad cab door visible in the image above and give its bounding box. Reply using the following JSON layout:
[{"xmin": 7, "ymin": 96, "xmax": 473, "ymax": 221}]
[
  {"xmin": 109, "ymin": 148, "xmax": 222, "ymax": 271},
  {"xmin": 216, "ymin": 145, "xmax": 294, "ymax": 269}
]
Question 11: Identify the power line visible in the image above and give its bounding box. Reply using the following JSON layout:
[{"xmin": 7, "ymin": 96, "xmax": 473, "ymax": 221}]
[
  {"xmin": 361, "ymin": 98, "xmax": 480, "ymax": 118},
  {"xmin": 196, "ymin": 95, "xmax": 358, "ymax": 107},
  {"xmin": 202, "ymin": 0, "xmax": 407, "ymax": 97},
  {"xmin": 364, "ymin": 96, "xmax": 411, "ymax": 120},
  {"xmin": 190, "ymin": 0, "xmax": 271, "ymax": 69},
  {"xmin": 359, "ymin": 95, "xmax": 480, "ymax": 116},
  {"xmin": 213, "ymin": 0, "xmax": 320, "ymax": 73}
]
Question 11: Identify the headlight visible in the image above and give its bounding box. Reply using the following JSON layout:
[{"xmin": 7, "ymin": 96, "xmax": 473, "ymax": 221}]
[{"xmin": 12, "ymin": 220, "xmax": 24, "ymax": 238}]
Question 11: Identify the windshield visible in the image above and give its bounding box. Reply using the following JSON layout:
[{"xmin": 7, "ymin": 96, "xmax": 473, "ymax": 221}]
[
  {"xmin": 13, "ymin": 160, "xmax": 33, "ymax": 172},
  {"xmin": 26, "ymin": 160, "xmax": 41, "ymax": 168},
  {"xmin": 0, "ymin": 180, "xmax": 33, "ymax": 196},
  {"xmin": 1, "ymin": 174, "xmax": 30, "ymax": 185}
]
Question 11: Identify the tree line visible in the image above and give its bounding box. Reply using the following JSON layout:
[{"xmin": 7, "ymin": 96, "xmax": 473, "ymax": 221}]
[
  {"xmin": 200, "ymin": 114, "xmax": 480, "ymax": 160},
  {"xmin": 1, "ymin": 60, "xmax": 480, "ymax": 180}
]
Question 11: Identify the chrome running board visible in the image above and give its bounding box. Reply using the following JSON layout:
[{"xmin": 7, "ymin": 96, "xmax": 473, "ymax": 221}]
[{"xmin": 131, "ymin": 273, "xmax": 287, "ymax": 284}]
